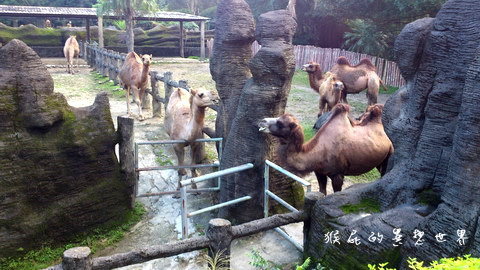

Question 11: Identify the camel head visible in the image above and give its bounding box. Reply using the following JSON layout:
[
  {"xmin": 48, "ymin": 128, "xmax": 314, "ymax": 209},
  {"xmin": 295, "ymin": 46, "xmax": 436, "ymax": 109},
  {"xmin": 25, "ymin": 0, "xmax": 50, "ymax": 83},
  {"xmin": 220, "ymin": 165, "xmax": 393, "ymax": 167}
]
[
  {"xmin": 190, "ymin": 88, "xmax": 219, "ymax": 108},
  {"xmin": 302, "ymin": 62, "xmax": 322, "ymax": 74},
  {"xmin": 258, "ymin": 114, "xmax": 302, "ymax": 143},
  {"xmin": 140, "ymin": 54, "xmax": 153, "ymax": 66},
  {"xmin": 323, "ymin": 72, "xmax": 345, "ymax": 93},
  {"xmin": 356, "ymin": 104, "xmax": 384, "ymax": 124}
]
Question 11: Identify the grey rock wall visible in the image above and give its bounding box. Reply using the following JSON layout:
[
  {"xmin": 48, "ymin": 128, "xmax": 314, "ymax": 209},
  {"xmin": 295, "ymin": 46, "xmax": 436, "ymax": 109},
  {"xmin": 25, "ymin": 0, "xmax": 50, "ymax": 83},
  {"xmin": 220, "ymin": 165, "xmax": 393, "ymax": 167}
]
[{"xmin": 0, "ymin": 39, "xmax": 130, "ymax": 257}]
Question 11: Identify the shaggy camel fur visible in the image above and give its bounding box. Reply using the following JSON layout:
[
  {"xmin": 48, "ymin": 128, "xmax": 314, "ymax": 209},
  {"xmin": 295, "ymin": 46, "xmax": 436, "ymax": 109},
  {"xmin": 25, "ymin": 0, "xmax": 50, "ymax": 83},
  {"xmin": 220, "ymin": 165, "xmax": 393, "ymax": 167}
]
[
  {"xmin": 119, "ymin": 52, "xmax": 152, "ymax": 120},
  {"xmin": 165, "ymin": 88, "xmax": 219, "ymax": 187},
  {"xmin": 63, "ymin": 36, "xmax": 79, "ymax": 74},
  {"xmin": 330, "ymin": 56, "xmax": 384, "ymax": 105},
  {"xmin": 318, "ymin": 72, "xmax": 345, "ymax": 116},
  {"xmin": 259, "ymin": 103, "xmax": 393, "ymax": 195}
]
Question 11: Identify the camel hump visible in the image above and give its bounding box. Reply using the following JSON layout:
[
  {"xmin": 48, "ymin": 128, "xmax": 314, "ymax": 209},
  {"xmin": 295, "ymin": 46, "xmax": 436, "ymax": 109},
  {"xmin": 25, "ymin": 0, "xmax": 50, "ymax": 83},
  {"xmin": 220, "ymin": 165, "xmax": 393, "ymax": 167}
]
[
  {"xmin": 336, "ymin": 56, "xmax": 350, "ymax": 66},
  {"xmin": 359, "ymin": 58, "xmax": 376, "ymax": 71},
  {"xmin": 126, "ymin": 52, "xmax": 142, "ymax": 64}
]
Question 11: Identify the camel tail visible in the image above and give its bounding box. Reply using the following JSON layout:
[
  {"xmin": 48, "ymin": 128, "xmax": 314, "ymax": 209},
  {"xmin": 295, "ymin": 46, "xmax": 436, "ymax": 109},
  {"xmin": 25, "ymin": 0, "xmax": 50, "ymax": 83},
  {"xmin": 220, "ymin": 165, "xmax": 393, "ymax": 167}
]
[{"xmin": 379, "ymin": 79, "xmax": 389, "ymax": 92}]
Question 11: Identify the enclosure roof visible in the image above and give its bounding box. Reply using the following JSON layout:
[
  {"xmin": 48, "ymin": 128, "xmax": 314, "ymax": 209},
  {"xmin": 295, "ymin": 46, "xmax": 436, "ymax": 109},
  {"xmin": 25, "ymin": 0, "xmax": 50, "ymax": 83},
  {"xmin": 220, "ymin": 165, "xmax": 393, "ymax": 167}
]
[{"xmin": 0, "ymin": 5, "xmax": 209, "ymax": 21}]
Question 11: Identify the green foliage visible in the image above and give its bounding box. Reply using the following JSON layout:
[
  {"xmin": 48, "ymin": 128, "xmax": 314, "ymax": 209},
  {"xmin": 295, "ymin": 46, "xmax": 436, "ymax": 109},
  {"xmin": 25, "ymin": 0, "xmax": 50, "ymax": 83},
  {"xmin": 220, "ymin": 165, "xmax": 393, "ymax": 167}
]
[
  {"xmin": 0, "ymin": 202, "xmax": 146, "ymax": 270},
  {"xmin": 201, "ymin": 249, "xmax": 229, "ymax": 270},
  {"xmin": 417, "ymin": 189, "xmax": 442, "ymax": 207},
  {"xmin": 343, "ymin": 19, "xmax": 388, "ymax": 56},
  {"xmin": 369, "ymin": 255, "xmax": 480, "ymax": 270},
  {"xmin": 382, "ymin": 85, "xmax": 399, "ymax": 95},
  {"xmin": 340, "ymin": 198, "xmax": 381, "ymax": 214},
  {"xmin": 296, "ymin": 257, "xmax": 332, "ymax": 270},
  {"xmin": 112, "ymin": 20, "xmax": 126, "ymax": 30},
  {"xmin": 368, "ymin": 262, "xmax": 396, "ymax": 270},
  {"xmin": 249, "ymin": 249, "xmax": 282, "ymax": 270},
  {"xmin": 154, "ymin": 148, "xmax": 174, "ymax": 166},
  {"xmin": 302, "ymin": 124, "xmax": 316, "ymax": 142}
]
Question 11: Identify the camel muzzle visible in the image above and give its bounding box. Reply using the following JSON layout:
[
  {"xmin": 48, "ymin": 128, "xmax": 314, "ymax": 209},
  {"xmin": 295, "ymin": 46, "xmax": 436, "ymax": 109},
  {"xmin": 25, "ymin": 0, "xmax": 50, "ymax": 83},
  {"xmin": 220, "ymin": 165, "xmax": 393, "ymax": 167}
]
[{"xmin": 258, "ymin": 117, "xmax": 278, "ymax": 133}]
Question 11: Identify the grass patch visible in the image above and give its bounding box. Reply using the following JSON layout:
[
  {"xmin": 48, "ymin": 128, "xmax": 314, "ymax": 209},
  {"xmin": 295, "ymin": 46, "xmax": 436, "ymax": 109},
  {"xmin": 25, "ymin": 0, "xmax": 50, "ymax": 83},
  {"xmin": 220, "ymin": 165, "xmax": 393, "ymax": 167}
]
[
  {"xmin": 381, "ymin": 85, "xmax": 399, "ymax": 95},
  {"xmin": 347, "ymin": 169, "xmax": 381, "ymax": 184},
  {"xmin": 155, "ymin": 148, "xmax": 174, "ymax": 166},
  {"xmin": 302, "ymin": 123, "xmax": 316, "ymax": 141},
  {"xmin": 417, "ymin": 189, "xmax": 442, "ymax": 207},
  {"xmin": 0, "ymin": 202, "xmax": 146, "ymax": 270},
  {"xmin": 340, "ymin": 198, "xmax": 381, "ymax": 214},
  {"xmin": 91, "ymin": 72, "xmax": 125, "ymax": 99},
  {"xmin": 292, "ymin": 70, "xmax": 310, "ymax": 88}
]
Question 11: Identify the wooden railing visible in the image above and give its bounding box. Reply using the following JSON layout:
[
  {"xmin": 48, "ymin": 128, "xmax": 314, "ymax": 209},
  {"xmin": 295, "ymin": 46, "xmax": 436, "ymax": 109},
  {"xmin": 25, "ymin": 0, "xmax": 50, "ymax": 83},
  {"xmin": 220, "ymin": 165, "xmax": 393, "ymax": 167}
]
[
  {"xmin": 44, "ymin": 192, "xmax": 322, "ymax": 270},
  {"xmin": 80, "ymin": 41, "xmax": 203, "ymax": 118}
]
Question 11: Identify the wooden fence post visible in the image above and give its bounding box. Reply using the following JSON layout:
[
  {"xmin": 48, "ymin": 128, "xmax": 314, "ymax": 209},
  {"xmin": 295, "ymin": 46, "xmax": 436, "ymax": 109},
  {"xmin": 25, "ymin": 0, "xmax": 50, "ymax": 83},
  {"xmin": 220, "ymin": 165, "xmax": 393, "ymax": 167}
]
[
  {"xmin": 150, "ymin": 71, "xmax": 162, "ymax": 118},
  {"xmin": 206, "ymin": 218, "xmax": 233, "ymax": 268},
  {"xmin": 163, "ymin": 71, "xmax": 173, "ymax": 112},
  {"xmin": 62, "ymin": 247, "xmax": 92, "ymax": 270},
  {"xmin": 118, "ymin": 116, "xmax": 136, "ymax": 208}
]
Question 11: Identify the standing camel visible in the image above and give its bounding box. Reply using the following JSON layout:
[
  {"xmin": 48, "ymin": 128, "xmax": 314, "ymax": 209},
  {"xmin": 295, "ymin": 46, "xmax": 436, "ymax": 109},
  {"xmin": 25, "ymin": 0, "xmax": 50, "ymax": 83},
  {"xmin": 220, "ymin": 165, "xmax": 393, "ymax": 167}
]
[
  {"xmin": 165, "ymin": 88, "xmax": 219, "ymax": 189},
  {"xmin": 63, "ymin": 35, "xmax": 79, "ymax": 74},
  {"xmin": 119, "ymin": 52, "xmax": 152, "ymax": 120},
  {"xmin": 330, "ymin": 56, "xmax": 385, "ymax": 105},
  {"xmin": 259, "ymin": 103, "xmax": 393, "ymax": 195},
  {"xmin": 302, "ymin": 61, "xmax": 325, "ymax": 94}
]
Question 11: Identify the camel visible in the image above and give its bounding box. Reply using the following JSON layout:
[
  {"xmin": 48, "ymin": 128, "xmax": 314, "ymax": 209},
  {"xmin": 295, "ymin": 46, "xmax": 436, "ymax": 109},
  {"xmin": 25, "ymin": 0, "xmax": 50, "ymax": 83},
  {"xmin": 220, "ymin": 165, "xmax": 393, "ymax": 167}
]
[
  {"xmin": 317, "ymin": 72, "xmax": 345, "ymax": 116},
  {"xmin": 302, "ymin": 61, "xmax": 324, "ymax": 94},
  {"xmin": 330, "ymin": 56, "xmax": 385, "ymax": 105},
  {"xmin": 165, "ymin": 88, "xmax": 219, "ymax": 188},
  {"xmin": 119, "ymin": 52, "xmax": 152, "ymax": 120},
  {"xmin": 63, "ymin": 35, "xmax": 79, "ymax": 74},
  {"xmin": 258, "ymin": 103, "xmax": 393, "ymax": 195}
]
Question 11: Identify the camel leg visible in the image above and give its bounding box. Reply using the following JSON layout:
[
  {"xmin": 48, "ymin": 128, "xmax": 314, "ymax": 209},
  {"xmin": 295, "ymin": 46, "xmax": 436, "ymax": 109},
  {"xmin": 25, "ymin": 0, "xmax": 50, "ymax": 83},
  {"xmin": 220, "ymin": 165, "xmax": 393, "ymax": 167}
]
[
  {"xmin": 318, "ymin": 98, "xmax": 327, "ymax": 117},
  {"xmin": 341, "ymin": 89, "xmax": 348, "ymax": 104},
  {"xmin": 174, "ymin": 144, "xmax": 187, "ymax": 177},
  {"xmin": 75, "ymin": 53, "xmax": 79, "ymax": 74},
  {"xmin": 330, "ymin": 174, "xmax": 344, "ymax": 193},
  {"xmin": 367, "ymin": 77, "xmax": 380, "ymax": 105},
  {"xmin": 377, "ymin": 151, "xmax": 392, "ymax": 176},
  {"xmin": 314, "ymin": 171, "xmax": 328, "ymax": 195},
  {"xmin": 126, "ymin": 86, "xmax": 131, "ymax": 115},
  {"xmin": 132, "ymin": 87, "xmax": 144, "ymax": 120}
]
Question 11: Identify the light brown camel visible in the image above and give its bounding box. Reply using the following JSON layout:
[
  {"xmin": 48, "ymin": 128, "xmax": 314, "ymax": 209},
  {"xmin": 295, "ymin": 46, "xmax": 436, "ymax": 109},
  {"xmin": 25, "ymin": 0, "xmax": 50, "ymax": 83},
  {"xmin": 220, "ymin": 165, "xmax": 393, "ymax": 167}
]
[
  {"xmin": 302, "ymin": 61, "xmax": 324, "ymax": 94},
  {"xmin": 165, "ymin": 88, "xmax": 219, "ymax": 188},
  {"xmin": 318, "ymin": 72, "xmax": 345, "ymax": 116},
  {"xmin": 259, "ymin": 103, "xmax": 393, "ymax": 195},
  {"xmin": 119, "ymin": 52, "xmax": 152, "ymax": 120},
  {"xmin": 63, "ymin": 35, "xmax": 79, "ymax": 74},
  {"xmin": 330, "ymin": 56, "xmax": 385, "ymax": 105}
]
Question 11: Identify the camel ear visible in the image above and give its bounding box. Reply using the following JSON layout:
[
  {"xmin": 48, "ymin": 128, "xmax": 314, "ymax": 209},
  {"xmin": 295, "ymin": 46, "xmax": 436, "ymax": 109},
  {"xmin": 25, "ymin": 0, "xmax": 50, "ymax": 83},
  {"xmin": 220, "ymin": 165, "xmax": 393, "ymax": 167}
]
[{"xmin": 190, "ymin": 89, "xmax": 197, "ymax": 96}]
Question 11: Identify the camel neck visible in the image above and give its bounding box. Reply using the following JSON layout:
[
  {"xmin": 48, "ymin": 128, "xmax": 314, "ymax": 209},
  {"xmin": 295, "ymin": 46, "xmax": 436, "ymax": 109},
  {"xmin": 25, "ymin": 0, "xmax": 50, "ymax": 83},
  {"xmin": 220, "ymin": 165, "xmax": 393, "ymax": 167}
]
[
  {"xmin": 141, "ymin": 65, "xmax": 150, "ymax": 85},
  {"xmin": 190, "ymin": 105, "xmax": 206, "ymax": 126},
  {"xmin": 309, "ymin": 70, "xmax": 323, "ymax": 90}
]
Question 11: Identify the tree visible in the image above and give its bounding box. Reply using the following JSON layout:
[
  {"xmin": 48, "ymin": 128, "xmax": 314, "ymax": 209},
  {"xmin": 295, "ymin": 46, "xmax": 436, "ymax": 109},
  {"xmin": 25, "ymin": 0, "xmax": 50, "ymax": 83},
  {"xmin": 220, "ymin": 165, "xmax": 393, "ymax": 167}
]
[
  {"xmin": 94, "ymin": 0, "xmax": 157, "ymax": 52},
  {"xmin": 343, "ymin": 19, "xmax": 388, "ymax": 56}
]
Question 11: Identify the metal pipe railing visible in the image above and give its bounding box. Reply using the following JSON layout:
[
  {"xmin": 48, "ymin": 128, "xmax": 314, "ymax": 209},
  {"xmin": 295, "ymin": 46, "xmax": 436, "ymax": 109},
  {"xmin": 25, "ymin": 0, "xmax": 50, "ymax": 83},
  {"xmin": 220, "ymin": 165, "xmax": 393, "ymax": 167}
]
[
  {"xmin": 188, "ymin": 195, "xmax": 251, "ymax": 217},
  {"xmin": 265, "ymin": 160, "xmax": 311, "ymax": 190},
  {"xmin": 180, "ymin": 163, "xmax": 254, "ymax": 187}
]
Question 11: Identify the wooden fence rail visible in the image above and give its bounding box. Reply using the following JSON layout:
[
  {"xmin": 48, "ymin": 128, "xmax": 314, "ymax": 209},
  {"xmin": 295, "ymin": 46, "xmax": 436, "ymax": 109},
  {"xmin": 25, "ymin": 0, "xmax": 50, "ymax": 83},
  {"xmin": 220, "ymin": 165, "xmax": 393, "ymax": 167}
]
[
  {"xmin": 80, "ymin": 41, "xmax": 200, "ymax": 117},
  {"xmin": 44, "ymin": 192, "xmax": 322, "ymax": 270},
  {"xmin": 250, "ymin": 41, "xmax": 405, "ymax": 87}
]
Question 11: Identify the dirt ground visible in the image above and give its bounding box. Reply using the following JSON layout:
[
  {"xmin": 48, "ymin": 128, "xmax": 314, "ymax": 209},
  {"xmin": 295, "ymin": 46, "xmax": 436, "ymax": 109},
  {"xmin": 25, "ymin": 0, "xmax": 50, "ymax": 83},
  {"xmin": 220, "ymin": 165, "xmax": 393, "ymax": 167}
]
[{"xmin": 45, "ymin": 57, "xmax": 389, "ymax": 270}]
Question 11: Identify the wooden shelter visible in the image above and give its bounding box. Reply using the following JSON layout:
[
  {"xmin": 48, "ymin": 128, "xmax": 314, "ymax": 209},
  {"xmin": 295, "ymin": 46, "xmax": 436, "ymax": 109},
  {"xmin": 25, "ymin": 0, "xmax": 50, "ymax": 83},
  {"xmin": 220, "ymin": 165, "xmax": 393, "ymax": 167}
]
[{"xmin": 0, "ymin": 5, "xmax": 209, "ymax": 58}]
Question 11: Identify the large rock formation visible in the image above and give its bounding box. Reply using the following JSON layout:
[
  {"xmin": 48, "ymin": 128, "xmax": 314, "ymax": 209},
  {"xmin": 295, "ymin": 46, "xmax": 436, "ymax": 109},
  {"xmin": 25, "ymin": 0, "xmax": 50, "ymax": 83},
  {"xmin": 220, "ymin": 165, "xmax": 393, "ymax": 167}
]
[
  {"xmin": 0, "ymin": 39, "xmax": 130, "ymax": 257},
  {"xmin": 305, "ymin": 0, "xmax": 480, "ymax": 268},
  {"xmin": 213, "ymin": 0, "xmax": 298, "ymax": 222}
]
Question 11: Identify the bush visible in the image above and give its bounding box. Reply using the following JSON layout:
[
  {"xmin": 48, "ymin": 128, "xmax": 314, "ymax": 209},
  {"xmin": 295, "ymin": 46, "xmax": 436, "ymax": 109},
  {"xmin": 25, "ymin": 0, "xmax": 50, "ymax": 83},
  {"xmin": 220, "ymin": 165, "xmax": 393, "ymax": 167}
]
[{"xmin": 368, "ymin": 255, "xmax": 480, "ymax": 270}]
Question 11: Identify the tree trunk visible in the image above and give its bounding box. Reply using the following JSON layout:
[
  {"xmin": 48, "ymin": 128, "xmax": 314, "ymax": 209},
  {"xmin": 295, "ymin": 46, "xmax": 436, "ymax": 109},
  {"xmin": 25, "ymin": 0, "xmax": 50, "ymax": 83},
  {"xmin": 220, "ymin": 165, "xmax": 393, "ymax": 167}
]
[
  {"xmin": 305, "ymin": 0, "xmax": 480, "ymax": 268},
  {"xmin": 214, "ymin": 1, "xmax": 298, "ymax": 222},
  {"xmin": 125, "ymin": 0, "xmax": 134, "ymax": 53}
]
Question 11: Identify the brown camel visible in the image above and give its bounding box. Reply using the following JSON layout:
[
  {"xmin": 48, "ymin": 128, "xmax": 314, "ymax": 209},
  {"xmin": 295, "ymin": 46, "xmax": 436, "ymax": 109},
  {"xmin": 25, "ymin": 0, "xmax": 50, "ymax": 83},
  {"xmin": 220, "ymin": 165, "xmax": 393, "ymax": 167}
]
[
  {"xmin": 330, "ymin": 56, "xmax": 384, "ymax": 105},
  {"xmin": 165, "ymin": 88, "xmax": 219, "ymax": 187},
  {"xmin": 318, "ymin": 72, "xmax": 345, "ymax": 116},
  {"xmin": 258, "ymin": 103, "xmax": 393, "ymax": 195},
  {"xmin": 119, "ymin": 52, "xmax": 152, "ymax": 120},
  {"xmin": 63, "ymin": 35, "xmax": 79, "ymax": 74},
  {"xmin": 302, "ymin": 61, "xmax": 324, "ymax": 94}
]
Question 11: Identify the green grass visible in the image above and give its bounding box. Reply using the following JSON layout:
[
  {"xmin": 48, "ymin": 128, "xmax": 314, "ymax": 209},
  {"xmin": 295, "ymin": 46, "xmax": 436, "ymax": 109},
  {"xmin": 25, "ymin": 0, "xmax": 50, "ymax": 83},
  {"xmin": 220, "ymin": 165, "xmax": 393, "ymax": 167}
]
[
  {"xmin": 155, "ymin": 148, "xmax": 174, "ymax": 166},
  {"xmin": 369, "ymin": 255, "xmax": 480, "ymax": 270},
  {"xmin": 292, "ymin": 70, "xmax": 310, "ymax": 87},
  {"xmin": 347, "ymin": 169, "xmax": 381, "ymax": 184},
  {"xmin": 381, "ymin": 85, "xmax": 399, "ymax": 95},
  {"xmin": 91, "ymin": 72, "xmax": 125, "ymax": 99},
  {"xmin": 0, "ymin": 202, "xmax": 146, "ymax": 270},
  {"xmin": 340, "ymin": 198, "xmax": 381, "ymax": 214},
  {"xmin": 302, "ymin": 124, "xmax": 316, "ymax": 141}
]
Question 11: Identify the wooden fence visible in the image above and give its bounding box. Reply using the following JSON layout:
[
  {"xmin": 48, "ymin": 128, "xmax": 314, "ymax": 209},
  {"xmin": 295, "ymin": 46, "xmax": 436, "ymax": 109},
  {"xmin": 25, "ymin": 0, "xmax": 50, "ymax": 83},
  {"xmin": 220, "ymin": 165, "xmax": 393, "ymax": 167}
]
[
  {"xmin": 251, "ymin": 41, "xmax": 405, "ymax": 87},
  {"xmin": 81, "ymin": 41, "xmax": 200, "ymax": 118},
  {"xmin": 44, "ymin": 192, "xmax": 322, "ymax": 270}
]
